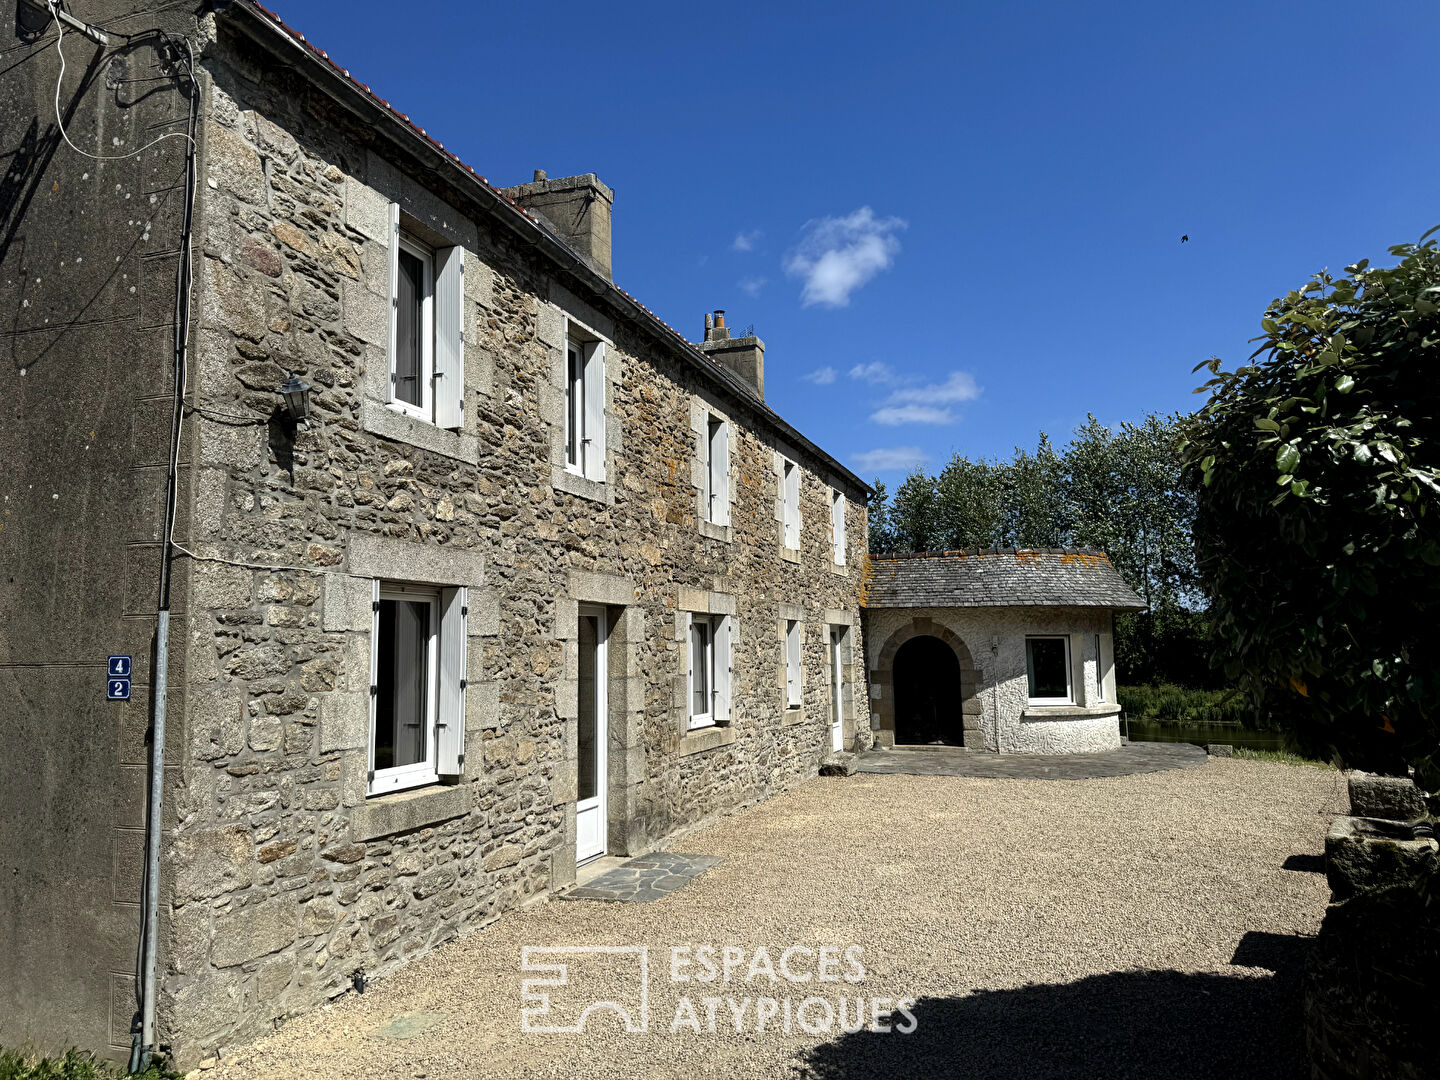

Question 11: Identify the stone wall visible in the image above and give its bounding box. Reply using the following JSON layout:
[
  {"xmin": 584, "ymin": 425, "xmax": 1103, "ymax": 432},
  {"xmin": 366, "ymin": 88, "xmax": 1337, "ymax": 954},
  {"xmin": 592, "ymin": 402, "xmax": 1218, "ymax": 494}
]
[
  {"xmin": 156, "ymin": 17, "xmax": 868, "ymax": 1066},
  {"xmin": 862, "ymin": 606, "xmax": 1118, "ymax": 753}
]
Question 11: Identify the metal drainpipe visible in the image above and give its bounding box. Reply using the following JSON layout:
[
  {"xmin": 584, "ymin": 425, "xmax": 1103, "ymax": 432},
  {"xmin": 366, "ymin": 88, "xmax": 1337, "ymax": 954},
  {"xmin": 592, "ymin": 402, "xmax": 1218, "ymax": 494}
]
[{"xmin": 135, "ymin": 610, "xmax": 170, "ymax": 1071}]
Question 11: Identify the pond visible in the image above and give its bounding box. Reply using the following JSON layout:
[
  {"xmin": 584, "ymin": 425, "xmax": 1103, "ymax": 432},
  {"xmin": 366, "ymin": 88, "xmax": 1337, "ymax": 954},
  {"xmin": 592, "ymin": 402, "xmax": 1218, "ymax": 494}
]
[{"xmin": 1122, "ymin": 717, "xmax": 1294, "ymax": 752}]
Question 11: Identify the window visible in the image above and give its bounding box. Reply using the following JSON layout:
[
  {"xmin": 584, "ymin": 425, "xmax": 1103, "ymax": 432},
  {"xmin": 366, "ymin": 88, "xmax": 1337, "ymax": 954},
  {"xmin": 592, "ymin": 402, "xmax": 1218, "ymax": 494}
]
[
  {"xmin": 1095, "ymin": 633, "xmax": 1111, "ymax": 703},
  {"xmin": 704, "ymin": 416, "xmax": 730, "ymax": 525},
  {"xmin": 782, "ymin": 459, "xmax": 800, "ymax": 549},
  {"xmin": 564, "ymin": 323, "xmax": 607, "ymax": 480},
  {"xmin": 1025, "ymin": 636, "xmax": 1073, "ymax": 705},
  {"xmin": 687, "ymin": 613, "xmax": 732, "ymax": 730},
  {"xmin": 369, "ymin": 581, "xmax": 467, "ymax": 796},
  {"xmin": 387, "ymin": 204, "xmax": 465, "ymax": 429},
  {"xmin": 785, "ymin": 619, "xmax": 802, "ymax": 708},
  {"xmin": 830, "ymin": 490, "xmax": 846, "ymax": 565}
]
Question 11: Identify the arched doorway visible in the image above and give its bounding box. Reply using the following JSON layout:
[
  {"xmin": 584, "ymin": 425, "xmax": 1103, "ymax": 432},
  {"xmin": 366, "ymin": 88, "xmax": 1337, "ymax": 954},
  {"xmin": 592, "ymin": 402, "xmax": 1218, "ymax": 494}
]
[{"xmin": 893, "ymin": 635, "xmax": 963, "ymax": 745}]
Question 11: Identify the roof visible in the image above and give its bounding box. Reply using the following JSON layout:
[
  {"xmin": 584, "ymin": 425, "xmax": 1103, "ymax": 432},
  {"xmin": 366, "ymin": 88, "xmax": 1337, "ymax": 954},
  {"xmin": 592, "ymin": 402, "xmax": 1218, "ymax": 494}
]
[
  {"xmin": 865, "ymin": 549, "xmax": 1147, "ymax": 610},
  {"xmin": 221, "ymin": 3, "xmax": 870, "ymax": 496}
]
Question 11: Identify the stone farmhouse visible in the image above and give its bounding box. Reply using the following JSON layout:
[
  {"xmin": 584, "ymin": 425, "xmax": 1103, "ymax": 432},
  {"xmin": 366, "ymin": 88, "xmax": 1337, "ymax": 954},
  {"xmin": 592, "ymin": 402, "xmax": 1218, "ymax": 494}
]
[{"xmin": 1, "ymin": 0, "xmax": 869, "ymax": 1066}]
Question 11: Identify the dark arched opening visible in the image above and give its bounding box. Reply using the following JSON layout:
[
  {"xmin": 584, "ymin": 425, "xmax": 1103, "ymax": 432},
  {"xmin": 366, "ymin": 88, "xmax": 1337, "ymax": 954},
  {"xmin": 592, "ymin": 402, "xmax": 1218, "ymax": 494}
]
[{"xmin": 892, "ymin": 635, "xmax": 965, "ymax": 746}]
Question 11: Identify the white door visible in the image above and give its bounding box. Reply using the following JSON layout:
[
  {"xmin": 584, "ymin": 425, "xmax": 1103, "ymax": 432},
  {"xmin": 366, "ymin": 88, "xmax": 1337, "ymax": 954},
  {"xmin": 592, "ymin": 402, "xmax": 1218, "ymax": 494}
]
[
  {"xmin": 830, "ymin": 628, "xmax": 845, "ymax": 753},
  {"xmin": 576, "ymin": 607, "xmax": 609, "ymax": 863}
]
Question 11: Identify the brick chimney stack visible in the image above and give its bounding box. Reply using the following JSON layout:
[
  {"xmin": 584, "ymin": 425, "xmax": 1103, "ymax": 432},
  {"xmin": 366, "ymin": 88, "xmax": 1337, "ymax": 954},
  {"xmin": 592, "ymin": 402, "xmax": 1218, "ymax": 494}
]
[
  {"xmin": 698, "ymin": 309, "xmax": 765, "ymax": 399},
  {"xmin": 501, "ymin": 171, "xmax": 614, "ymax": 281}
]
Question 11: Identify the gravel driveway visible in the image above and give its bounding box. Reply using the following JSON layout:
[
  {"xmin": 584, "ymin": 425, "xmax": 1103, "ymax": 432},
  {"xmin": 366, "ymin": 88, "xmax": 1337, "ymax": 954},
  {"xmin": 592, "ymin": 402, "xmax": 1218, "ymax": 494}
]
[{"xmin": 207, "ymin": 758, "xmax": 1345, "ymax": 1080}]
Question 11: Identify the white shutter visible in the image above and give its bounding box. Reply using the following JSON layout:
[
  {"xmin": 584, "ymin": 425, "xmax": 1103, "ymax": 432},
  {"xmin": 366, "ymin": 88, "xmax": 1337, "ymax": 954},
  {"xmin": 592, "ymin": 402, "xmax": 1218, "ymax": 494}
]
[
  {"xmin": 714, "ymin": 615, "xmax": 732, "ymax": 725},
  {"xmin": 832, "ymin": 492, "xmax": 846, "ymax": 565},
  {"xmin": 583, "ymin": 341, "xmax": 606, "ymax": 481},
  {"xmin": 367, "ymin": 578, "xmax": 381, "ymax": 791},
  {"xmin": 437, "ymin": 586, "xmax": 467, "ymax": 775},
  {"xmin": 784, "ymin": 464, "xmax": 800, "ymax": 547},
  {"xmin": 433, "ymin": 246, "xmax": 465, "ymax": 430},
  {"xmin": 386, "ymin": 203, "xmax": 401, "ymax": 402},
  {"xmin": 714, "ymin": 422, "xmax": 730, "ymax": 526},
  {"xmin": 786, "ymin": 622, "xmax": 802, "ymax": 707}
]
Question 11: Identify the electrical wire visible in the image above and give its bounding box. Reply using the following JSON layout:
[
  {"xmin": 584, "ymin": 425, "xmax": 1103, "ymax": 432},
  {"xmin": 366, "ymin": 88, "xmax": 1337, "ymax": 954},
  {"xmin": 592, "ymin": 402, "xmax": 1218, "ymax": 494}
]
[{"xmin": 48, "ymin": 1, "xmax": 196, "ymax": 163}]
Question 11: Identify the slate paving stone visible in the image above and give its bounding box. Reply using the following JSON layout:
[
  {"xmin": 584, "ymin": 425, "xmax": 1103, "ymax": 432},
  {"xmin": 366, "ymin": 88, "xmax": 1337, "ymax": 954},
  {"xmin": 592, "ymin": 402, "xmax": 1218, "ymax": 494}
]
[
  {"xmin": 855, "ymin": 741, "xmax": 1206, "ymax": 780},
  {"xmin": 561, "ymin": 853, "xmax": 723, "ymax": 902}
]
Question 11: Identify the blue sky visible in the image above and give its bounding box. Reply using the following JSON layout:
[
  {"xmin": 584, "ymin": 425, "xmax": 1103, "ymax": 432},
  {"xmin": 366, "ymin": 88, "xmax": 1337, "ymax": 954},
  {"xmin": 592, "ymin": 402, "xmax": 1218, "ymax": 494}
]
[{"xmin": 282, "ymin": 1, "xmax": 1440, "ymax": 479}]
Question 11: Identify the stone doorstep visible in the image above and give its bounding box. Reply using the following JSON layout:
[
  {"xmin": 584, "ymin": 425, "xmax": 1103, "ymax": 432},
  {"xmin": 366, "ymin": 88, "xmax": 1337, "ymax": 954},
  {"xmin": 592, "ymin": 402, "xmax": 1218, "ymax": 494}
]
[{"xmin": 561, "ymin": 852, "xmax": 723, "ymax": 903}]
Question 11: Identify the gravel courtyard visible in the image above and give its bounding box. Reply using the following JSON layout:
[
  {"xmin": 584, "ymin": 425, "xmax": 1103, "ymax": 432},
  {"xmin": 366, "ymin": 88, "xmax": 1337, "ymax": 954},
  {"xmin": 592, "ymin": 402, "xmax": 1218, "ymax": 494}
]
[{"xmin": 208, "ymin": 758, "xmax": 1345, "ymax": 1080}]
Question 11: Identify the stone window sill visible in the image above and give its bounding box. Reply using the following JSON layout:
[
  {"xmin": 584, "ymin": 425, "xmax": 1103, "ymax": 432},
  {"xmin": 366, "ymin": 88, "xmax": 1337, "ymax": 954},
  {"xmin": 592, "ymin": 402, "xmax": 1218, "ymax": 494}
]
[
  {"xmin": 352, "ymin": 781, "xmax": 471, "ymax": 841},
  {"xmin": 1020, "ymin": 705, "xmax": 1122, "ymax": 722},
  {"xmin": 678, "ymin": 724, "xmax": 737, "ymax": 757},
  {"xmin": 552, "ymin": 464, "xmax": 610, "ymax": 505},
  {"xmin": 362, "ymin": 400, "xmax": 478, "ymax": 464},
  {"xmin": 782, "ymin": 705, "xmax": 806, "ymax": 726},
  {"xmin": 699, "ymin": 520, "xmax": 732, "ymax": 543},
  {"xmin": 829, "ymin": 561, "xmax": 848, "ymax": 576},
  {"xmin": 779, "ymin": 546, "xmax": 801, "ymax": 564}
]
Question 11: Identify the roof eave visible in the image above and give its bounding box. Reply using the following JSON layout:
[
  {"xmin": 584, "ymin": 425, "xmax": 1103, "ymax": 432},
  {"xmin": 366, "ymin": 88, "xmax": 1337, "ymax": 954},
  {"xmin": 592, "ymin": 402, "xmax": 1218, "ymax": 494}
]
[{"xmin": 216, "ymin": 1, "xmax": 872, "ymax": 497}]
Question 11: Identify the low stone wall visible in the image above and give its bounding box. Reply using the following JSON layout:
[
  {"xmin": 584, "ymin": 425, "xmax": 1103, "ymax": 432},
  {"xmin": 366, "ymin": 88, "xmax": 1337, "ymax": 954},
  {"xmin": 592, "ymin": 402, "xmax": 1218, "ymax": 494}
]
[{"xmin": 1009, "ymin": 712, "xmax": 1121, "ymax": 754}]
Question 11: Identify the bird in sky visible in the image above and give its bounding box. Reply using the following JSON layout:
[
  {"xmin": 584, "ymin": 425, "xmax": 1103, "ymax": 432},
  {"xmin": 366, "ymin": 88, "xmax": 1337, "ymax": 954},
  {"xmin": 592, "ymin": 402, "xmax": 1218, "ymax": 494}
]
[{"xmin": 1181, "ymin": 234, "xmax": 1190, "ymax": 243}]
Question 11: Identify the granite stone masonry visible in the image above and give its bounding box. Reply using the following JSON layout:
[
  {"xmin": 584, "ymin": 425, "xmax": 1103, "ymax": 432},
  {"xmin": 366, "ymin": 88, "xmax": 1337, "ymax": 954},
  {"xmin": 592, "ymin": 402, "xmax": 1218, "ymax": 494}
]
[{"xmin": 1, "ymin": 1, "xmax": 868, "ymax": 1066}]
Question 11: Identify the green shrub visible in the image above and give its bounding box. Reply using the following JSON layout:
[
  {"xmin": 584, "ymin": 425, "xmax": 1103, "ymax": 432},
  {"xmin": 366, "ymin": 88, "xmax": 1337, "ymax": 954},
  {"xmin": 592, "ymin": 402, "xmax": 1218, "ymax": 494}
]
[
  {"xmin": 1118, "ymin": 683, "xmax": 1252, "ymax": 726},
  {"xmin": 1233, "ymin": 747, "xmax": 1334, "ymax": 768},
  {"xmin": 0, "ymin": 1049, "xmax": 180, "ymax": 1080}
]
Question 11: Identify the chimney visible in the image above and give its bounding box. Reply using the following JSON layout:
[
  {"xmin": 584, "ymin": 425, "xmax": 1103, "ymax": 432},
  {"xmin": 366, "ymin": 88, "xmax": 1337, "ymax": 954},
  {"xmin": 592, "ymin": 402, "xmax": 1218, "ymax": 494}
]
[
  {"xmin": 500, "ymin": 171, "xmax": 614, "ymax": 281},
  {"xmin": 698, "ymin": 309, "xmax": 765, "ymax": 399}
]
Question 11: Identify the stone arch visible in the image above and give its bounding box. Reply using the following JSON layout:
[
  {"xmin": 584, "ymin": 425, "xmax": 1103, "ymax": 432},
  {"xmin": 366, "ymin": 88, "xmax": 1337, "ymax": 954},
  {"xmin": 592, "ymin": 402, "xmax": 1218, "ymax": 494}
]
[{"xmin": 871, "ymin": 617, "xmax": 983, "ymax": 748}]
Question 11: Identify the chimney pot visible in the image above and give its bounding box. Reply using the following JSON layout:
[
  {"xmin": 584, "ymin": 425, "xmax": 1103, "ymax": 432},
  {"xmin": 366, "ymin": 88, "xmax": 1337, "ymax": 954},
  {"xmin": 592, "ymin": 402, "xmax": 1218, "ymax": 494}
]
[
  {"xmin": 533, "ymin": 169, "xmax": 546, "ymax": 182},
  {"xmin": 714, "ymin": 310, "xmax": 726, "ymax": 329}
]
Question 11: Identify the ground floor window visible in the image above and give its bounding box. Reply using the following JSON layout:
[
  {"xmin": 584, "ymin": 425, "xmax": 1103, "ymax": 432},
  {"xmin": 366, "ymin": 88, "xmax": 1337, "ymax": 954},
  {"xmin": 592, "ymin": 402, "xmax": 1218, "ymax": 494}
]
[
  {"xmin": 686, "ymin": 612, "xmax": 733, "ymax": 730},
  {"xmin": 1025, "ymin": 635, "xmax": 1072, "ymax": 705},
  {"xmin": 369, "ymin": 581, "xmax": 467, "ymax": 796}
]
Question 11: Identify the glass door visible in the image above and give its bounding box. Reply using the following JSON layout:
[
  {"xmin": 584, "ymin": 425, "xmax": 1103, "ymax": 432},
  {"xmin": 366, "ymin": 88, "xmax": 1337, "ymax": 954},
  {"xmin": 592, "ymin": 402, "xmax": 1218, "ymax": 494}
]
[{"xmin": 576, "ymin": 607, "xmax": 609, "ymax": 863}]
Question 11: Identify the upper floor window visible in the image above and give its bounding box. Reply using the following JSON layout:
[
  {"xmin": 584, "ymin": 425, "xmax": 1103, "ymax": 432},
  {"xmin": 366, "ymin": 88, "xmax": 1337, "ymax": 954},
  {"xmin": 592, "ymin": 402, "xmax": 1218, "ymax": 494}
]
[
  {"xmin": 830, "ymin": 490, "xmax": 846, "ymax": 565},
  {"xmin": 387, "ymin": 204, "xmax": 464, "ymax": 430},
  {"xmin": 1025, "ymin": 635, "xmax": 1072, "ymax": 706},
  {"xmin": 704, "ymin": 416, "xmax": 730, "ymax": 525},
  {"xmin": 564, "ymin": 322, "xmax": 607, "ymax": 481},
  {"xmin": 782, "ymin": 458, "xmax": 800, "ymax": 549}
]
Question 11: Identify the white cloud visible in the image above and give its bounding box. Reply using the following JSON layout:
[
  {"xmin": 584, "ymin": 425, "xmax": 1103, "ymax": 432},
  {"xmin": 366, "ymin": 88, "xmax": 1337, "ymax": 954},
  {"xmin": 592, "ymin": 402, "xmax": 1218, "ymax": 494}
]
[
  {"xmin": 885, "ymin": 371, "xmax": 982, "ymax": 406},
  {"xmin": 871, "ymin": 404, "xmax": 954, "ymax": 425},
  {"xmin": 848, "ymin": 361, "xmax": 896, "ymax": 384},
  {"xmin": 738, "ymin": 276, "xmax": 767, "ymax": 298},
  {"xmin": 732, "ymin": 229, "xmax": 763, "ymax": 253},
  {"xmin": 784, "ymin": 207, "xmax": 906, "ymax": 308},
  {"xmin": 853, "ymin": 446, "xmax": 927, "ymax": 473},
  {"xmin": 803, "ymin": 366, "xmax": 838, "ymax": 385}
]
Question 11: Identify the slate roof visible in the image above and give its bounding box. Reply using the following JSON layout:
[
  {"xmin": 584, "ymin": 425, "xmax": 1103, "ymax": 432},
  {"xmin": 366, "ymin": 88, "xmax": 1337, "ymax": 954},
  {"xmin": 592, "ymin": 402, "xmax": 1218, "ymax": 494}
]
[{"xmin": 865, "ymin": 549, "xmax": 1147, "ymax": 610}]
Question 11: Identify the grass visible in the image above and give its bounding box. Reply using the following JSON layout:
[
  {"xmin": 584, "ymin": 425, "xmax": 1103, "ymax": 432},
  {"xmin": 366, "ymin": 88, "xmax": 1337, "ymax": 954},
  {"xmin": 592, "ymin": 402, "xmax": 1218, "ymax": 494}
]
[
  {"xmin": 1233, "ymin": 746, "xmax": 1335, "ymax": 769},
  {"xmin": 0, "ymin": 1049, "xmax": 181, "ymax": 1080}
]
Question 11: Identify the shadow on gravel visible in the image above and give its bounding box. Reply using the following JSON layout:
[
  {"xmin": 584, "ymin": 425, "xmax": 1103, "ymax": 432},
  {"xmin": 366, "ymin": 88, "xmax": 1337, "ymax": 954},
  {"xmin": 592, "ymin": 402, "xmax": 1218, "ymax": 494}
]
[
  {"xmin": 1281, "ymin": 853, "xmax": 1326, "ymax": 874},
  {"xmin": 798, "ymin": 962, "xmax": 1311, "ymax": 1080}
]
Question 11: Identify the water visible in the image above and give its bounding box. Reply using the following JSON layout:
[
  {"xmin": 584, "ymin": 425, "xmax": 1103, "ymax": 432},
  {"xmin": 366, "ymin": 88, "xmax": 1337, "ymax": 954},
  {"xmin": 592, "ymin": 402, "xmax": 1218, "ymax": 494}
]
[{"xmin": 1123, "ymin": 717, "xmax": 1293, "ymax": 752}]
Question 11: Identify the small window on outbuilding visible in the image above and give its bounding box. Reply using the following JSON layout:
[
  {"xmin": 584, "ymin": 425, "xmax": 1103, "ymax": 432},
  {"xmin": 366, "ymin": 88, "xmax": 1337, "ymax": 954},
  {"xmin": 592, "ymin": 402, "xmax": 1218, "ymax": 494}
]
[{"xmin": 1025, "ymin": 635, "xmax": 1072, "ymax": 705}]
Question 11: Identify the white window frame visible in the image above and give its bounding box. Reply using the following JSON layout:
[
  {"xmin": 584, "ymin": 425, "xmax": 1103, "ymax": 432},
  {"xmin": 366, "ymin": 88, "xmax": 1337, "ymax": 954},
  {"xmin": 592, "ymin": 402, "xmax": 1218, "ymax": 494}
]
[
  {"xmin": 704, "ymin": 415, "xmax": 730, "ymax": 526},
  {"xmin": 782, "ymin": 459, "xmax": 800, "ymax": 549},
  {"xmin": 389, "ymin": 233, "xmax": 434, "ymax": 423},
  {"xmin": 369, "ymin": 583, "xmax": 440, "ymax": 796},
  {"xmin": 1025, "ymin": 635, "xmax": 1074, "ymax": 706},
  {"xmin": 563, "ymin": 322, "xmax": 607, "ymax": 481},
  {"xmin": 688, "ymin": 616, "xmax": 715, "ymax": 730},
  {"xmin": 830, "ymin": 489, "xmax": 846, "ymax": 565},
  {"xmin": 785, "ymin": 619, "xmax": 803, "ymax": 708}
]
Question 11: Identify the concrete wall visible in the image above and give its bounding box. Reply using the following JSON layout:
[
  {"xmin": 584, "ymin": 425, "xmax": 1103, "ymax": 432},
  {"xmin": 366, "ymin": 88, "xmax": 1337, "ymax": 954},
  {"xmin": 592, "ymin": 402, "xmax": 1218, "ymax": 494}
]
[
  {"xmin": 138, "ymin": 15, "xmax": 870, "ymax": 1066},
  {"xmin": 863, "ymin": 606, "xmax": 1119, "ymax": 754},
  {"xmin": 0, "ymin": 0, "xmax": 201, "ymax": 1059}
]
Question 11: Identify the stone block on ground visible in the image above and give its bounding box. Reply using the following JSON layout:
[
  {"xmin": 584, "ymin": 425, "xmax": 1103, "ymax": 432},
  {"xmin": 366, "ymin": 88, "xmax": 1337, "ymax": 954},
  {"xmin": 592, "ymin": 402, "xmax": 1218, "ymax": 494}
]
[
  {"xmin": 1206, "ymin": 743, "xmax": 1235, "ymax": 757},
  {"xmin": 1348, "ymin": 770, "xmax": 1428, "ymax": 821},
  {"xmin": 819, "ymin": 752, "xmax": 857, "ymax": 776},
  {"xmin": 1325, "ymin": 815, "xmax": 1439, "ymax": 900}
]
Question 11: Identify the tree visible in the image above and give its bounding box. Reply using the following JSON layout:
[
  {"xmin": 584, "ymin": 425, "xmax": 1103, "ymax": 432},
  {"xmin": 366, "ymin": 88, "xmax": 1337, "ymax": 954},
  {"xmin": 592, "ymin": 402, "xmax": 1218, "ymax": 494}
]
[{"xmin": 1183, "ymin": 231, "xmax": 1440, "ymax": 779}]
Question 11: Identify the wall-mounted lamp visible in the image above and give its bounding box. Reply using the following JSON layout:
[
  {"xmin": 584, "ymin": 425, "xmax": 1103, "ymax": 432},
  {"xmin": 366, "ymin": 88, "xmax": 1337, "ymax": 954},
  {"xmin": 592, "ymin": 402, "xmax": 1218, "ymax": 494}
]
[{"xmin": 279, "ymin": 372, "xmax": 312, "ymax": 427}]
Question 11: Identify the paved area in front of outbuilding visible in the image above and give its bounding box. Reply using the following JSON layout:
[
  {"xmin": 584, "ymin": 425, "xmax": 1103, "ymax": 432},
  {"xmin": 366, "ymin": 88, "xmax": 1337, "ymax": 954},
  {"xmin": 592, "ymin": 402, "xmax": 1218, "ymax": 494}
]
[
  {"xmin": 209, "ymin": 757, "xmax": 1344, "ymax": 1080},
  {"xmin": 857, "ymin": 740, "xmax": 1207, "ymax": 779}
]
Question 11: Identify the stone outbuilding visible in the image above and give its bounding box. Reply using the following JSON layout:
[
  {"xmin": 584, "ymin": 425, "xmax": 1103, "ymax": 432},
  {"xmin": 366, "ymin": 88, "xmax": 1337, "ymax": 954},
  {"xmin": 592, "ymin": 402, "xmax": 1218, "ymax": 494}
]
[{"xmin": 863, "ymin": 550, "xmax": 1145, "ymax": 753}]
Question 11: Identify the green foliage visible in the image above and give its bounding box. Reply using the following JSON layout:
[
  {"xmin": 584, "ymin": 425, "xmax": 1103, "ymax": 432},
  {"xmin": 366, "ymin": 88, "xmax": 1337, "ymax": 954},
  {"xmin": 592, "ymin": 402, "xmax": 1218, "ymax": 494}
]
[
  {"xmin": 1232, "ymin": 747, "xmax": 1335, "ymax": 769},
  {"xmin": 0, "ymin": 1049, "xmax": 180, "ymax": 1080},
  {"xmin": 867, "ymin": 413, "xmax": 1207, "ymax": 685},
  {"xmin": 1117, "ymin": 683, "xmax": 1251, "ymax": 726},
  {"xmin": 1183, "ymin": 229, "xmax": 1440, "ymax": 781}
]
